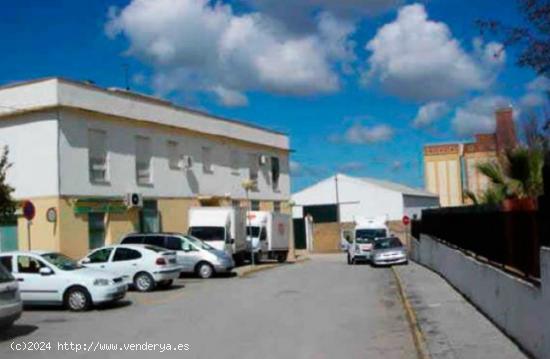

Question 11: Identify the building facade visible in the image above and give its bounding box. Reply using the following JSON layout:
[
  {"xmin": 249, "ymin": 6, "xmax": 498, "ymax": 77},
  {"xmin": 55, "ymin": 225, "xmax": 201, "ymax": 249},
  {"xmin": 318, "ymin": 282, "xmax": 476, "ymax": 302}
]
[
  {"xmin": 0, "ymin": 78, "xmax": 290, "ymax": 258},
  {"xmin": 424, "ymin": 108, "xmax": 517, "ymax": 207}
]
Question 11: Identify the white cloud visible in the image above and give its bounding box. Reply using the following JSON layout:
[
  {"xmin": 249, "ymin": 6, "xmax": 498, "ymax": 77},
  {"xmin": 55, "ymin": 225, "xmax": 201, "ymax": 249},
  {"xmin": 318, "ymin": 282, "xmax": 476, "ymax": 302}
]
[
  {"xmin": 413, "ymin": 101, "xmax": 450, "ymax": 128},
  {"xmin": 106, "ymin": 0, "xmax": 356, "ymax": 106},
  {"xmin": 451, "ymin": 95, "xmax": 512, "ymax": 136},
  {"xmin": 520, "ymin": 76, "xmax": 550, "ymax": 109},
  {"xmin": 246, "ymin": 0, "xmax": 400, "ymax": 33},
  {"xmin": 363, "ymin": 4, "xmax": 504, "ymax": 101},
  {"xmin": 331, "ymin": 123, "xmax": 394, "ymax": 144},
  {"xmin": 290, "ymin": 161, "xmax": 327, "ymax": 177}
]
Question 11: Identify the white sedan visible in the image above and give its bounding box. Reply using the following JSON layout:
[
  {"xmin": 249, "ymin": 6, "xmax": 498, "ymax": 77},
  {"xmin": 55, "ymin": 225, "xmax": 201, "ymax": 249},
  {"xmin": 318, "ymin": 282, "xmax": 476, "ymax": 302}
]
[
  {"xmin": 0, "ymin": 251, "xmax": 127, "ymax": 311},
  {"xmin": 80, "ymin": 245, "xmax": 182, "ymax": 292}
]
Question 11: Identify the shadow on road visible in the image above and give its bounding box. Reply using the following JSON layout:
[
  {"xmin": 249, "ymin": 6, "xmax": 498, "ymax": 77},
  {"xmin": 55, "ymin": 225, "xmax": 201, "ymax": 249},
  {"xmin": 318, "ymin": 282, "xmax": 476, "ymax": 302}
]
[{"xmin": 0, "ymin": 324, "xmax": 38, "ymax": 342}]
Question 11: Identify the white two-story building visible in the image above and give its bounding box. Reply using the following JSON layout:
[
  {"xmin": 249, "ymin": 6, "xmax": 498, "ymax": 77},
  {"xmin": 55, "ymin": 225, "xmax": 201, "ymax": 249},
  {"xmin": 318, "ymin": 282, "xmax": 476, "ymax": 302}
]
[{"xmin": 0, "ymin": 78, "xmax": 290, "ymax": 258}]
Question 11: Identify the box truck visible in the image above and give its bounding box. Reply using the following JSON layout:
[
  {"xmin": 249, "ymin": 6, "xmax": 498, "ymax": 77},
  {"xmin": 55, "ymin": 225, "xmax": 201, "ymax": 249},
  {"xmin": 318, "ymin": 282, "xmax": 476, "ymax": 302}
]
[
  {"xmin": 246, "ymin": 211, "xmax": 290, "ymax": 263},
  {"xmin": 347, "ymin": 216, "xmax": 388, "ymax": 264},
  {"xmin": 188, "ymin": 207, "xmax": 248, "ymax": 264}
]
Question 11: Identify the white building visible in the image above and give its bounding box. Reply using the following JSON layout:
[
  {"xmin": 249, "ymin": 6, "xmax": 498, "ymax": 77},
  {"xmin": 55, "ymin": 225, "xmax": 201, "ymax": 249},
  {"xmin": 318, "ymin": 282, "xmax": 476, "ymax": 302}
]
[
  {"xmin": 291, "ymin": 174, "xmax": 439, "ymax": 252},
  {"xmin": 292, "ymin": 174, "xmax": 439, "ymax": 222},
  {"xmin": 0, "ymin": 78, "xmax": 290, "ymax": 257}
]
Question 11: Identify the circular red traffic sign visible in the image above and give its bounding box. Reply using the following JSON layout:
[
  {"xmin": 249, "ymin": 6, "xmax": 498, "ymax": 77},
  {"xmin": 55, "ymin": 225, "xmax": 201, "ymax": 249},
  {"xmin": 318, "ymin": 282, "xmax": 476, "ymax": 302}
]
[
  {"xmin": 22, "ymin": 201, "xmax": 36, "ymax": 221},
  {"xmin": 402, "ymin": 215, "xmax": 410, "ymax": 226}
]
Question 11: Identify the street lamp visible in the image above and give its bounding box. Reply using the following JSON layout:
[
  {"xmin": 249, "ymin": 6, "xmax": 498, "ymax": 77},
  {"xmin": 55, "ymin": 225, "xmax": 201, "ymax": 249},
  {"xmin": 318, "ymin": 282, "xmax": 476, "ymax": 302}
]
[{"xmin": 242, "ymin": 179, "xmax": 257, "ymax": 266}]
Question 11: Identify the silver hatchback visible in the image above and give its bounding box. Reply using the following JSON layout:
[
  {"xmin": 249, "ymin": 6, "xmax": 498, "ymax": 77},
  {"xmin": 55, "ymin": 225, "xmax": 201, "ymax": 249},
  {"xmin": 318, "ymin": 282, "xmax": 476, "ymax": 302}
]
[
  {"xmin": 0, "ymin": 261, "xmax": 22, "ymax": 330},
  {"xmin": 371, "ymin": 237, "xmax": 408, "ymax": 266}
]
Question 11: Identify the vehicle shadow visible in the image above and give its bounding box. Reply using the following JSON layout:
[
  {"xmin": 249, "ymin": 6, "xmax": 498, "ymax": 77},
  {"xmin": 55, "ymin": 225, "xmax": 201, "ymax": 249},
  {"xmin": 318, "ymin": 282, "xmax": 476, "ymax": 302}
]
[
  {"xmin": 0, "ymin": 324, "xmax": 38, "ymax": 342},
  {"xmin": 154, "ymin": 284, "xmax": 185, "ymax": 292},
  {"xmin": 23, "ymin": 300, "xmax": 133, "ymax": 312}
]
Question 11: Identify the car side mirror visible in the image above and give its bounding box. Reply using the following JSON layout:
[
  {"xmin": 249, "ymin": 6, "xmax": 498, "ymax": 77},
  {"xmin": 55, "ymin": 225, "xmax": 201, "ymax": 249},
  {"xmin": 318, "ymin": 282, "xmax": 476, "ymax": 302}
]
[
  {"xmin": 227, "ymin": 238, "xmax": 235, "ymax": 245},
  {"xmin": 81, "ymin": 258, "xmax": 91, "ymax": 264},
  {"xmin": 39, "ymin": 267, "xmax": 53, "ymax": 276}
]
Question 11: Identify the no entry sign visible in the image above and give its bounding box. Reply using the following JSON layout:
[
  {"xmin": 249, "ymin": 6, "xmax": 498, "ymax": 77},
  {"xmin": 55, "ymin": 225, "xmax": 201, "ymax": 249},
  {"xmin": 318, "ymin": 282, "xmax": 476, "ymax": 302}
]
[
  {"xmin": 402, "ymin": 215, "xmax": 410, "ymax": 226},
  {"xmin": 22, "ymin": 201, "xmax": 36, "ymax": 221}
]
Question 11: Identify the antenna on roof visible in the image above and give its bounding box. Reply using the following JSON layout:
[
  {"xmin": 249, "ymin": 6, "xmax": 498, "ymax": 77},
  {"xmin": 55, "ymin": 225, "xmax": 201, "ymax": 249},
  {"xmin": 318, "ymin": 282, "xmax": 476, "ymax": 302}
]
[{"xmin": 122, "ymin": 63, "xmax": 130, "ymax": 91}]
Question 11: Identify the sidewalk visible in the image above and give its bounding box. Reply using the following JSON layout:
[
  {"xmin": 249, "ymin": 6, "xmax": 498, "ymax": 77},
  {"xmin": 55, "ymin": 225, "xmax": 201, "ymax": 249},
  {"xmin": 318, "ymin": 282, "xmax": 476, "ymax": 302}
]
[{"xmin": 394, "ymin": 262, "xmax": 528, "ymax": 359}]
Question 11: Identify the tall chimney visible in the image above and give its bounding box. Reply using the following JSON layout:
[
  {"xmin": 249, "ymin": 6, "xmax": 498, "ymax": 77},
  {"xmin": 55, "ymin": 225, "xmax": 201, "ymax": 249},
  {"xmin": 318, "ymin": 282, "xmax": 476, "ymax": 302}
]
[{"xmin": 495, "ymin": 107, "xmax": 517, "ymax": 153}]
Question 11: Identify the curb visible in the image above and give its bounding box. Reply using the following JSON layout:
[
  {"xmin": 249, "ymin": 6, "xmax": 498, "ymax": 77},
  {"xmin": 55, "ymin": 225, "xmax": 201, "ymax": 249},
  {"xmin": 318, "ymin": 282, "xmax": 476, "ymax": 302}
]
[
  {"xmin": 391, "ymin": 266, "xmax": 431, "ymax": 359},
  {"xmin": 237, "ymin": 257, "xmax": 310, "ymax": 278}
]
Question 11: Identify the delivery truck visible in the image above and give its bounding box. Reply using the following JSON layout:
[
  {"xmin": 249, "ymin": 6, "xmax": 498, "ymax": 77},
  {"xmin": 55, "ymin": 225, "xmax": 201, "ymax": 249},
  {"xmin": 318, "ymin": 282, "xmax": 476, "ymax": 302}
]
[
  {"xmin": 246, "ymin": 211, "xmax": 290, "ymax": 263},
  {"xmin": 188, "ymin": 207, "xmax": 248, "ymax": 264}
]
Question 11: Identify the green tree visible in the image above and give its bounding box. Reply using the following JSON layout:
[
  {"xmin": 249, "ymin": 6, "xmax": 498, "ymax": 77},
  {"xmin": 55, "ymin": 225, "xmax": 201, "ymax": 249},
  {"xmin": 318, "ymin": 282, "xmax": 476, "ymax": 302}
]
[
  {"xmin": 0, "ymin": 146, "xmax": 15, "ymax": 223},
  {"xmin": 472, "ymin": 146, "xmax": 544, "ymax": 204}
]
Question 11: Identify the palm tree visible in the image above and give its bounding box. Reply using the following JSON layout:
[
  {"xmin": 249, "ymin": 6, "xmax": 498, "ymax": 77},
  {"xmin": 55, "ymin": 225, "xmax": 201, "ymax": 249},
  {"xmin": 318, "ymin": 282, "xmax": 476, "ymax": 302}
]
[{"xmin": 473, "ymin": 146, "xmax": 544, "ymax": 204}]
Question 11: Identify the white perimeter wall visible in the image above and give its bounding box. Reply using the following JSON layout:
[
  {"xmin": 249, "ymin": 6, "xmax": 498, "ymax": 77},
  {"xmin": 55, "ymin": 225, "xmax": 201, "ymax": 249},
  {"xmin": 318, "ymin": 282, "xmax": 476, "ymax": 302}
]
[
  {"xmin": 0, "ymin": 112, "xmax": 59, "ymax": 198},
  {"xmin": 58, "ymin": 109, "xmax": 290, "ymax": 200},
  {"xmin": 412, "ymin": 235, "xmax": 550, "ymax": 359}
]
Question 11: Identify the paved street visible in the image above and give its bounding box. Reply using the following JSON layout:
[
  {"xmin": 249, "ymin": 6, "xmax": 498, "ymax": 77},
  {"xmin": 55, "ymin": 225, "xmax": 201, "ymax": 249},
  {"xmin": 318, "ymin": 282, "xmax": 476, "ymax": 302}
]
[{"xmin": 0, "ymin": 254, "xmax": 416, "ymax": 359}]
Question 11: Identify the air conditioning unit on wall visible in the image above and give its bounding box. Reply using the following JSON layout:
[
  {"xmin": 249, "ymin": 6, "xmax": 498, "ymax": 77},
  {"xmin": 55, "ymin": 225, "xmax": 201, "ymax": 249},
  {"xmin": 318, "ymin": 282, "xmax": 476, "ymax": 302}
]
[
  {"xmin": 259, "ymin": 155, "xmax": 268, "ymax": 166},
  {"xmin": 125, "ymin": 193, "xmax": 143, "ymax": 209}
]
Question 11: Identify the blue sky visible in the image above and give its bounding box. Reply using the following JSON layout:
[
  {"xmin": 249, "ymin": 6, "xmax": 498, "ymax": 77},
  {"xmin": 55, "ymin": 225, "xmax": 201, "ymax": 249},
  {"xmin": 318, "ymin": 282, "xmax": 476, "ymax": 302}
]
[{"xmin": 0, "ymin": 0, "xmax": 547, "ymax": 192}]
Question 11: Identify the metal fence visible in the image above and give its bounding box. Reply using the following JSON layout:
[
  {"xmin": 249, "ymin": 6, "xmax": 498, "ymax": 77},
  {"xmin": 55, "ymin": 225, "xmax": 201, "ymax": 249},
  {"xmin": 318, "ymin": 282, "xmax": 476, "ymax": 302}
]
[{"xmin": 412, "ymin": 204, "xmax": 542, "ymax": 279}]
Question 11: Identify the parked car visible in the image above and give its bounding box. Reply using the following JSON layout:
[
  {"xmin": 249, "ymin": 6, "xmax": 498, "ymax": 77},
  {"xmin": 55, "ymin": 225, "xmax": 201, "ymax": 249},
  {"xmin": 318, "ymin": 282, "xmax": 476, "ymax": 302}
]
[
  {"xmin": 0, "ymin": 251, "xmax": 127, "ymax": 311},
  {"xmin": 0, "ymin": 261, "xmax": 22, "ymax": 330},
  {"xmin": 348, "ymin": 217, "xmax": 388, "ymax": 264},
  {"xmin": 120, "ymin": 233, "xmax": 234, "ymax": 279},
  {"xmin": 371, "ymin": 237, "xmax": 408, "ymax": 266},
  {"xmin": 80, "ymin": 245, "xmax": 181, "ymax": 291}
]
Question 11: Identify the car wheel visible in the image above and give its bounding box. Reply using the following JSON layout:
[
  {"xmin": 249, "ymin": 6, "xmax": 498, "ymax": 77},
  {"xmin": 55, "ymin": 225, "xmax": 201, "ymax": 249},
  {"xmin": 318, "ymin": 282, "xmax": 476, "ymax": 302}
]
[
  {"xmin": 65, "ymin": 287, "xmax": 91, "ymax": 311},
  {"xmin": 134, "ymin": 272, "xmax": 156, "ymax": 292},
  {"xmin": 276, "ymin": 252, "xmax": 288, "ymax": 263},
  {"xmin": 196, "ymin": 262, "xmax": 214, "ymax": 279}
]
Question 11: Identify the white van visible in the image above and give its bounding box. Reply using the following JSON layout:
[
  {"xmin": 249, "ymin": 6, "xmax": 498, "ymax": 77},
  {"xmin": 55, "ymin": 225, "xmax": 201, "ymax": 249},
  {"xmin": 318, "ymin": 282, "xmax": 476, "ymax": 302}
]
[
  {"xmin": 246, "ymin": 211, "xmax": 290, "ymax": 263},
  {"xmin": 347, "ymin": 216, "xmax": 389, "ymax": 264},
  {"xmin": 188, "ymin": 207, "xmax": 248, "ymax": 264}
]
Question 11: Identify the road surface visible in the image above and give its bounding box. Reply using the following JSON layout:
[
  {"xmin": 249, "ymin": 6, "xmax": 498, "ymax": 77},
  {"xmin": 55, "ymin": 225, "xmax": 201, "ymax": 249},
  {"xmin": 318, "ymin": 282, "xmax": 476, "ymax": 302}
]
[{"xmin": 0, "ymin": 254, "xmax": 416, "ymax": 359}]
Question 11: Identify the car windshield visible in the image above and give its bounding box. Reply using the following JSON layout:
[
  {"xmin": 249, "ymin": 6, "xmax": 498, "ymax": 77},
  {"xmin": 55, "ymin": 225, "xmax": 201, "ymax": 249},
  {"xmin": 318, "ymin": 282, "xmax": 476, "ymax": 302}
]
[
  {"xmin": 246, "ymin": 226, "xmax": 260, "ymax": 237},
  {"xmin": 41, "ymin": 253, "xmax": 81, "ymax": 271},
  {"xmin": 184, "ymin": 235, "xmax": 215, "ymax": 251},
  {"xmin": 355, "ymin": 229, "xmax": 387, "ymax": 243},
  {"xmin": 373, "ymin": 237, "xmax": 403, "ymax": 250},
  {"xmin": 189, "ymin": 227, "xmax": 225, "ymax": 242},
  {"xmin": 0, "ymin": 263, "xmax": 14, "ymax": 283}
]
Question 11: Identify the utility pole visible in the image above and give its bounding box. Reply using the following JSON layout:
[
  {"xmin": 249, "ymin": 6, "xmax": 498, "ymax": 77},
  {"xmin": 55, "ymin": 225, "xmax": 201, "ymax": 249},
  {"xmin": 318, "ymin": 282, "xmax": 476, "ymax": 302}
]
[{"xmin": 334, "ymin": 174, "xmax": 342, "ymax": 246}]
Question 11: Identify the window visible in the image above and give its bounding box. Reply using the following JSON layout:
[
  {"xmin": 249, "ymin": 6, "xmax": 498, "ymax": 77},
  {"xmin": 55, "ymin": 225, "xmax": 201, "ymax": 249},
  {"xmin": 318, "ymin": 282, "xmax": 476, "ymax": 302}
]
[
  {"xmin": 88, "ymin": 248, "xmax": 113, "ymax": 263},
  {"xmin": 113, "ymin": 248, "xmax": 142, "ymax": 262},
  {"xmin": 121, "ymin": 236, "xmax": 144, "ymax": 245},
  {"xmin": 202, "ymin": 146, "xmax": 213, "ymax": 173},
  {"xmin": 88, "ymin": 129, "xmax": 108, "ymax": 183},
  {"xmin": 167, "ymin": 141, "xmax": 182, "ymax": 170},
  {"xmin": 248, "ymin": 154, "xmax": 259, "ymax": 181},
  {"xmin": 189, "ymin": 227, "xmax": 225, "ymax": 242},
  {"xmin": 136, "ymin": 136, "xmax": 152, "ymax": 185},
  {"xmin": 143, "ymin": 236, "xmax": 165, "ymax": 247},
  {"xmin": 166, "ymin": 237, "xmax": 183, "ymax": 250},
  {"xmin": 271, "ymin": 157, "xmax": 280, "ymax": 190},
  {"xmin": 230, "ymin": 149, "xmax": 239, "ymax": 175},
  {"xmin": 273, "ymin": 201, "xmax": 281, "ymax": 213},
  {"xmin": 17, "ymin": 256, "xmax": 45, "ymax": 274},
  {"xmin": 251, "ymin": 200, "xmax": 260, "ymax": 211},
  {"xmin": 0, "ymin": 261, "xmax": 13, "ymax": 283},
  {"xmin": 0, "ymin": 256, "xmax": 13, "ymax": 272},
  {"xmin": 140, "ymin": 200, "xmax": 160, "ymax": 233},
  {"xmin": 88, "ymin": 213, "xmax": 105, "ymax": 250}
]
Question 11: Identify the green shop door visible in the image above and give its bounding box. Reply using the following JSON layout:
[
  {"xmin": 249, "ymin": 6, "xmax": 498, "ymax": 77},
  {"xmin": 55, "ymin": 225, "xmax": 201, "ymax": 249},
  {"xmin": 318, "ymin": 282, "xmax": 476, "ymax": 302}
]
[
  {"xmin": 88, "ymin": 213, "xmax": 106, "ymax": 250},
  {"xmin": 140, "ymin": 200, "xmax": 160, "ymax": 233},
  {"xmin": 0, "ymin": 225, "xmax": 18, "ymax": 252}
]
